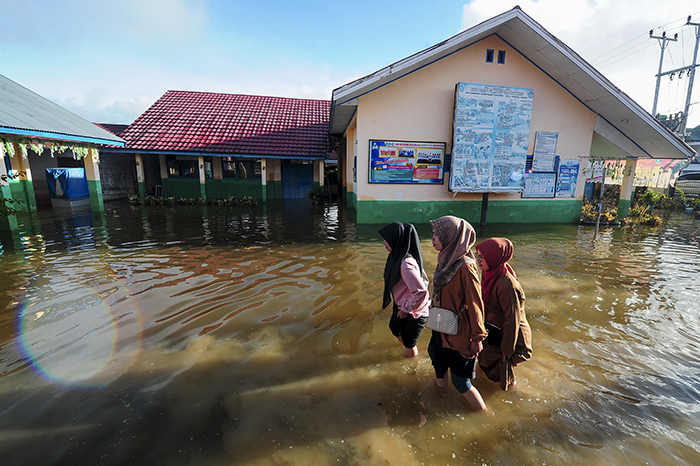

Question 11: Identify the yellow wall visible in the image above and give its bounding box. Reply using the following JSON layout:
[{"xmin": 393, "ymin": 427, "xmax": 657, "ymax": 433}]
[
  {"xmin": 352, "ymin": 34, "xmax": 596, "ymax": 202},
  {"xmin": 344, "ymin": 122, "xmax": 357, "ymax": 194},
  {"xmin": 266, "ymin": 159, "xmax": 281, "ymax": 182}
]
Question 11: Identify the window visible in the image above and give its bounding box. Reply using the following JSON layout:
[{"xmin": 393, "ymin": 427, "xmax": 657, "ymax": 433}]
[
  {"xmin": 486, "ymin": 49, "xmax": 494, "ymax": 63},
  {"xmin": 204, "ymin": 157, "xmax": 214, "ymax": 179},
  {"xmin": 166, "ymin": 156, "xmax": 197, "ymax": 178},
  {"xmin": 222, "ymin": 157, "xmax": 262, "ymax": 179},
  {"xmin": 497, "ymin": 50, "xmax": 506, "ymax": 64}
]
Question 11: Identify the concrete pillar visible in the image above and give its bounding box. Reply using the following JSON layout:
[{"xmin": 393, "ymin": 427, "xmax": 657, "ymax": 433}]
[
  {"xmin": 198, "ymin": 156, "xmax": 206, "ymax": 200},
  {"xmin": 261, "ymin": 158, "xmax": 268, "ymax": 202},
  {"xmin": 83, "ymin": 148, "xmax": 104, "ymax": 212},
  {"xmin": 213, "ymin": 157, "xmax": 223, "ymax": 179},
  {"xmin": 135, "ymin": 154, "xmax": 146, "ymax": 198},
  {"xmin": 159, "ymin": 154, "xmax": 167, "ymax": 197},
  {"xmin": 618, "ymin": 158, "xmax": 637, "ymax": 219},
  {"xmin": 9, "ymin": 142, "xmax": 37, "ymax": 212},
  {"xmin": 0, "ymin": 152, "xmax": 19, "ymax": 232},
  {"xmin": 1, "ymin": 152, "xmax": 14, "ymax": 201}
]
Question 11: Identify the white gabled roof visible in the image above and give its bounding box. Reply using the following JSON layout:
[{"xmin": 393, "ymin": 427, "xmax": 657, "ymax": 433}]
[
  {"xmin": 0, "ymin": 73, "xmax": 125, "ymax": 146},
  {"xmin": 330, "ymin": 6, "xmax": 695, "ymax": 160}
]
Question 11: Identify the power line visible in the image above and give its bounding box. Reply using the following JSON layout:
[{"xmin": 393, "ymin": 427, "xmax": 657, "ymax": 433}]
[
  {"xmin": 592, "ymin": 11, "xmax": 700, "ymax": 69},
  {"xmin": 594, "ymin": 42, "xmax": 655, "ymax": 69},
  {"xmin": 591, "ymin": 31, "xmax": 649, "ymax": 63}
]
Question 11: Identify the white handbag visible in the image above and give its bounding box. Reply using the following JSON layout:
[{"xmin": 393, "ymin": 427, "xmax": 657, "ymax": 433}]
[{"xmin": 425, "ymin": 306, "xmax": 461, "ymax": 335}]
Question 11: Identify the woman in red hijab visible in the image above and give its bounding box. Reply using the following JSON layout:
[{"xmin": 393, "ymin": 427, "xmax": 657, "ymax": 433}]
[{"xmin": 475, "ymin": 238, "xmax": 532, "ymax": 391}]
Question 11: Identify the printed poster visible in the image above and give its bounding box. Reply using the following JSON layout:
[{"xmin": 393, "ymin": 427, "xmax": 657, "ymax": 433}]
[
  {"xmin": 369, "ymin": 140, "xmax": 445, "ymax": 184},
  {"xmin": 449, "ymin": 82, "xmax": 534, "ymax": 192},
  {"xmin": 555, "ymin": 159, "xmax": 580, "ymax": 197},
  {"xmin": 522, "ymin": 172, "xmax": 556, "ymax": 198},
  {"xmin": 532, "ymin": 131, "xmax": 558, "ymax": 172}
]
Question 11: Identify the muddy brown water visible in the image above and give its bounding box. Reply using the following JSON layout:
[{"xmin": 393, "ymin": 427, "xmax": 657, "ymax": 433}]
[{"xmin": 1, "ymin": 201, "xmax": 699, "ymax": 466}]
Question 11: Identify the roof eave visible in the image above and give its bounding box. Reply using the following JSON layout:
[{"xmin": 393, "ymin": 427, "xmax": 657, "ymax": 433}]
[
  {"xmin": 100, "ymin": 147, "xmax": 327, "ymax": 160},
  {"xmin": 1, "ymin": 126, "xmax": 126, "ymax": 147}
]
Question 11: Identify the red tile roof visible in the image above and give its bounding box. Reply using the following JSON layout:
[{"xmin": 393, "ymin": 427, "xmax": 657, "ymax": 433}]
[
  {"xmin": 95, "ymin": 123, "xmax": 129, "ymax": 136},
  {"xmin": 119, "ymin": 91, "xmax": 331, "ymax": 158}
]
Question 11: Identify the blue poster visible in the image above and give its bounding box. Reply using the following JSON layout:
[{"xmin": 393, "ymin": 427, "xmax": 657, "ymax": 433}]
[{"xmin": 555, "ymin": 159, "xmax": 580, "ymax": 197}]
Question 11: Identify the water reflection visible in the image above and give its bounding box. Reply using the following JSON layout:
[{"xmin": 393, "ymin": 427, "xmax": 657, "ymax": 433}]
[{"xmin": 0, "ymin": 203, "xmax": 699, "ymax": 465}]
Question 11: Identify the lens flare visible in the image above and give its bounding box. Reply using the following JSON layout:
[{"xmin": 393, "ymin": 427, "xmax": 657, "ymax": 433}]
[{"xmin": 17, "ymin": 273, "xmax": 144, "ymax": 388}]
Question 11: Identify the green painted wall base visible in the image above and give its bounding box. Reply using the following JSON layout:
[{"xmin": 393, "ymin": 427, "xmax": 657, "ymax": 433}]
[
  {"xmin": 138, "ymin": 181, "xmax": 146, "ymax": 199},
  {"xmin": 88, "ymin": 179, "xmax": 104, "ymax": 212},
  {"xmin": 0, "ymin": 214, "xmax": 19, "ymax": 232},
  {"xmin": 1, "ymin": 184, "xmax": 18, "ymax": 223},
  {"xmin": 205, "ymin": 179, "xmax": 263, "ymax": 199},
  {"xmin": 161, "ymin": 179, "xmax": 264, "ymax": 200},
  {"xmin": 266, "ymin": 180, "xmax": 282, "ymax": 200},
  {"xmin": 163, "ymin": 179, "xmax": 201, "ymax": 199},
  {"xmin": 618, "ymin": 198, "xmax": 631, "ymax": 219},
  {"xmin": 353, "ymin": 199, "xmax": 583, "ymax": 224},
  {"xmin": 9, "ymin": 179, "xmax": 37, "ymax": 212},
  {"xmin": 342, "ymin": 188, "xmax": 357, "ymax": 210}
]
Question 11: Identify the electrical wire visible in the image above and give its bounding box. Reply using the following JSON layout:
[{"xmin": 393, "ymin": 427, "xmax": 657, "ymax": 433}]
[{"xmin": 592, "ymin": 11, "xmax": 700, "ymax": 70}]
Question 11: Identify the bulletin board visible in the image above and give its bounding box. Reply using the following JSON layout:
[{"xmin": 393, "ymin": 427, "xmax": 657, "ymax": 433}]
[
  {"xmin": 369, "ymin": 140, "xmax": 445, "ymax": 184},
  {"xmin": 522, "ymin": 172, "xmax": 556, "ymax": 198},
  {"xmin": 449, "ymin": 82, "xmax": 534, "ymax": 193}
]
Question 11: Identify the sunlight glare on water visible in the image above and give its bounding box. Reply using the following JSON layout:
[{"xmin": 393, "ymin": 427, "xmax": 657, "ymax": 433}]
[{"xmin": 0, "ymin": 202, "xmax": 699, "ymax": 465}]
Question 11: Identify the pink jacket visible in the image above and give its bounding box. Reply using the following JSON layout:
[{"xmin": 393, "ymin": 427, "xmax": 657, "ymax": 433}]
[{"xmin": 392, "ymin": 257, "xmax": 431, "ymax": 318}]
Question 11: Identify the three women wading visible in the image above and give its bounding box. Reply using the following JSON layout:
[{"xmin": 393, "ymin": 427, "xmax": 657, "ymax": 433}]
[
  {"xmin": 475, "ymin": 237, "xmax": 533, "ymax": 390},
  {"xmin": 379, "ymin": 222, "xmax": 431, "ymax": 358}
]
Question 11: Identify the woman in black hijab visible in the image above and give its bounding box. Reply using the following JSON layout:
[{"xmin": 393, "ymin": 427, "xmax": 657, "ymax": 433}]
[{"xmin": 379, "ymin": 222, "xmax": 431, "ymax": 357}]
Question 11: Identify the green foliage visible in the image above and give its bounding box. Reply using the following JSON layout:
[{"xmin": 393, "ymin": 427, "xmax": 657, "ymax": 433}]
[
  {"xmin": 580, "ymin": 196, "xmax": 618, "ymax": 223},
  {"xmin": 128, "ymin": 194, "xmax": 258, "ymax": 207},
  {"xmin": 0, "ymin": 198, "xmax": 23, "ymax": 217},
  {"xmin": 635, "ymin": 189, "xmax": 686, "ymax": 211},
  {"xmin": 686, "ymin": 197, "xmax": 700, "ymax": 210},
  {"xmin": 637, "ymin": 190, "xmax": 657, "ymax": 206},
  {"xmin": 626, "ymin": 203, "xmax": 661, "ymax": 226},
  {"xmin": 306, "ymin": 186, "xmax": 326, "ymax": 205},
  {"xmin": 1, "ymin": 137, "xmax": 98, "ymax": 161}
]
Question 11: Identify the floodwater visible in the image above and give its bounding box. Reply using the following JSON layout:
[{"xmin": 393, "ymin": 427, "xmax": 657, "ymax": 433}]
[{"xmin": 1, "ymin": 201, "xmax": 699, "ymax": 466}]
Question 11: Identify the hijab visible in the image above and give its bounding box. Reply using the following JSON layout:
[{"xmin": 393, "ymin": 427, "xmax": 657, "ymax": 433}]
[
  {"xmin": 430, "ymin": 216, "xmax": 476, "ymax": 300},
  {"xmin": 378, "ymin": 222, "xmax": 424, "ymax": 309},
  {"xmin": 475, "ymin": 237, "xmax": 516, "ymax": 301}
]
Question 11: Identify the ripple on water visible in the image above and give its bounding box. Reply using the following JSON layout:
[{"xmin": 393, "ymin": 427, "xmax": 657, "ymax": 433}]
[{"xmin": 1, "ymin": 207, "xmax": 700, "ymax": 465}]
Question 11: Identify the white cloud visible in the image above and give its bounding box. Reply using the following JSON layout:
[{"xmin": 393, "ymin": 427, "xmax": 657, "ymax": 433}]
[
  {"xmin": 0, "ymin": 0, "xmax": 209, "ymax": 49},
  {"xmin": 96, "ymin": 0, "xmax": 209, "ymax": 46},
  {"xmin": 461, "ymin": 0, "xmax": 700, "ymax": 128},
  {"xmin": 58, "ymin": 90, "xmax": 159, "ymax": 125}
]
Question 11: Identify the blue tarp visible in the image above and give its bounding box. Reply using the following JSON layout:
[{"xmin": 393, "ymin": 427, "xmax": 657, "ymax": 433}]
[{"xmin": 45, "ymin": 168, "xmax": 90, "ymax": 200}]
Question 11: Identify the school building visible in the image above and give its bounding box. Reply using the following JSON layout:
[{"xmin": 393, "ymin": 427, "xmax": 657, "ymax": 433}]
[
  {"xmin": 3, "ymin": 7, "xmax": 697, "ymax": 227},
  {"xmin": 101, "ymin": 91, "xmax": 331, "ymax": 201},
  {"xmin": 329, "ymin": 7, "xmax": 696, "ymax": 224},
  {"xmin": 1, "ymin": 73, "xmax": 126, "ymax": 231}
]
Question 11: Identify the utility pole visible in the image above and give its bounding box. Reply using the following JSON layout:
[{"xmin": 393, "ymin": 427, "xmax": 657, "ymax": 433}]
[
  {"xmin": 680, "ymin": 16, "xmax": 700, "ymax": 136},
  {"xmin": 650, "ymin": 30, "xmax": 678, "ymax": 117}
]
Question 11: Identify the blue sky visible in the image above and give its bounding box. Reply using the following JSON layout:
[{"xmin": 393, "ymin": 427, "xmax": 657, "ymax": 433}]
[{"xmin": 1, "ymin": 0, "xmax": 700, "ymax": 129}]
